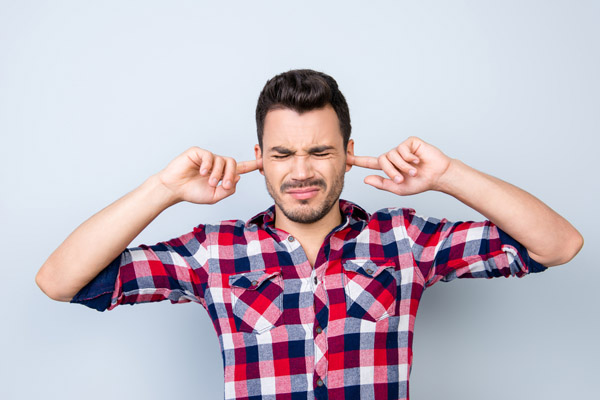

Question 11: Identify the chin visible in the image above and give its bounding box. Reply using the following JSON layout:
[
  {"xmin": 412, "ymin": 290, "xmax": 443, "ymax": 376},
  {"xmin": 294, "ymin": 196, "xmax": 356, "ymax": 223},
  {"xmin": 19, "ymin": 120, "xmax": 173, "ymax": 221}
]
[
  {"xmin": 279, "ymin": 197, "xmax": 339, "ymax": 224},
  {"xmin": 265, "ymin": 173, "xmax": 345, "ymax": 224}
]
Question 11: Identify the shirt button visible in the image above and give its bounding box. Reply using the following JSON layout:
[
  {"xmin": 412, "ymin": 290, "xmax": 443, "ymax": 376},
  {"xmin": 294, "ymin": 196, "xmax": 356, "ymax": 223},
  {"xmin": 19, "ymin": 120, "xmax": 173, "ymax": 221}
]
[
  {"xmin": 365, "ymin": 268, "xmax": 374, "ymax": 275},
  {"xmin": 314, "ymin": 276, "xmax": 318, "ymax": 285},
  {"xmin": 316, "ymin": 326, "xmax": 322, "ymax": 334},
  {"xmin": 316, "ymin": 378, "xmax": 324, "ymax": 387},
  {"xmin": 251, "ymin": 280, "xmax": 258, "ymax": 286},
  {"xmin": 287, "ymin": 236, "xmax": 295, "ymax": 242}
]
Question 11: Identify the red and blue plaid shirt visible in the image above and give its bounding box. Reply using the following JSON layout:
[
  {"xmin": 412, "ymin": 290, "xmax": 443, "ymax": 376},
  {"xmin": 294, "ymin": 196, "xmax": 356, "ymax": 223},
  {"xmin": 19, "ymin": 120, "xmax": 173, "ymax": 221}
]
[{"xmin": 73, "ymin": 200, "xmax": 546, "ymax": 400}]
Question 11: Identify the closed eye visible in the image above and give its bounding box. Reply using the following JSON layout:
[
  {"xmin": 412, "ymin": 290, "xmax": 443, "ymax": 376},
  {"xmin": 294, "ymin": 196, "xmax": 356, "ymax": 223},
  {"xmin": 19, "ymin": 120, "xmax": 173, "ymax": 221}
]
[{"xmin": 312, "ymin": 153, "xmax": 330, "ymax": 157}]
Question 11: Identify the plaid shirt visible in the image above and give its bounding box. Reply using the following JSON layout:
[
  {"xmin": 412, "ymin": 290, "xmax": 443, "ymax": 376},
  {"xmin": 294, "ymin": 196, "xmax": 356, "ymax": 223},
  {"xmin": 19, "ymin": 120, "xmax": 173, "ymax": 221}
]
[{"xmin": 73, "ymin": 200, "xmax": 546, "ymax": 400}]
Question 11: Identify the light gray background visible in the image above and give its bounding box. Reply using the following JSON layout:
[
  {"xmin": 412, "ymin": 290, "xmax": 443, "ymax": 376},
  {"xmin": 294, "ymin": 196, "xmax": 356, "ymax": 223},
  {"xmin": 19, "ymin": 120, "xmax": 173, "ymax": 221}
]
[{"xmin": 1, "ymin": 1, "xmax": 598, "ymax": 399}]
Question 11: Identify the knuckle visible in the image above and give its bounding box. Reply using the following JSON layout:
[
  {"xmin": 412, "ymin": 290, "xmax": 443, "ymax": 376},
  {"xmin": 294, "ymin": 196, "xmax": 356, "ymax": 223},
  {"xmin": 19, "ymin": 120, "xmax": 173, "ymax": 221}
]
[
  {"xmin": 195, "ymin": 147, "xmax": 211, "ymax": 158},
  {"xmin": 395, "ymin": 156, "xmax": 408, "ymax": 166},
  {"xmin": 202, "ymin": 153, "xmax": 214, "ymax": 163}
]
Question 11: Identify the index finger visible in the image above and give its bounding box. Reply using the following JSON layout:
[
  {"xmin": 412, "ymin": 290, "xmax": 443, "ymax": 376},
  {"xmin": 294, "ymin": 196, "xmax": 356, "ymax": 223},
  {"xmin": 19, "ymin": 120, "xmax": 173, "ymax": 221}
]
[
  {"xmin": 236, "ymin": 159, "xmax": 261, "ymax": 175},
  {"xmin": 347, "ymin": 154, "xmax": 382, "ymax": 170}
]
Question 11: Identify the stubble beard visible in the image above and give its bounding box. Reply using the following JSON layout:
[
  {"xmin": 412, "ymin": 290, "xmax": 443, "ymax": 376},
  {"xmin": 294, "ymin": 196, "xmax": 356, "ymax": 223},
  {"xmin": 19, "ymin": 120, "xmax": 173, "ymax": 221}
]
[{"xmin": 265, "ymin": 173, "xmax": 345, "ymax": 224}]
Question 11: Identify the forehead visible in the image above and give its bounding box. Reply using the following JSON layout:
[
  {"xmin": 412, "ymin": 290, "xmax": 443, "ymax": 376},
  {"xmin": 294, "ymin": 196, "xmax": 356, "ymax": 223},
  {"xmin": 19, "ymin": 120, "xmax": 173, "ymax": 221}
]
[{"xmin": 262, "ymin": 105, "xmax": 343, "ymax": 149}]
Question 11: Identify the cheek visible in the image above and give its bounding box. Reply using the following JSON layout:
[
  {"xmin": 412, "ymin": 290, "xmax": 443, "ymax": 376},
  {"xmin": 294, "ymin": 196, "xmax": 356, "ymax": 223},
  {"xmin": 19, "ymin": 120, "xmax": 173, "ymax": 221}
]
[
  {"xmin": 316, "ymin": 160, "xmax": 345, "ymax": 177},
  {"xmin": 262, "ymin": 165, "xmax": 284, "ymax": 185},
  {"xmin": 264, "ymin": 161, "xmax": 292, "ymax": 178}
]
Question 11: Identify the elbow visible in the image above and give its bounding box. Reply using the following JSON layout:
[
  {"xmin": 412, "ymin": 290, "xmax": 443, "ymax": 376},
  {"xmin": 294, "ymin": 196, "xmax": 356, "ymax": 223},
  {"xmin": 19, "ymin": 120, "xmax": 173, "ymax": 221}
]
[
  {"xmin": 35, "ymin": 263, "xmax": 73, "ymax": 302},
  {"xmin": 566, "ymin": 231, "xmax": 584, "ymax": 263},
  {"xmin": 558, "ymin": 229, "xmax": 584, "ymax": 265},
  {"xmin": 535, "ymin": 230, "xmax": 584, "ymax": 267}
]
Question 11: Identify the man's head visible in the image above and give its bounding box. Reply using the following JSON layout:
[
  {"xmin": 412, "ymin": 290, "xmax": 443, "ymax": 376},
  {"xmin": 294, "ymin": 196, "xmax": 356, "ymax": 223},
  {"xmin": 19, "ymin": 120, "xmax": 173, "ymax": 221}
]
[{"xmin": 254, "ymin": 69, "xmax": 354, "ymax": 225}]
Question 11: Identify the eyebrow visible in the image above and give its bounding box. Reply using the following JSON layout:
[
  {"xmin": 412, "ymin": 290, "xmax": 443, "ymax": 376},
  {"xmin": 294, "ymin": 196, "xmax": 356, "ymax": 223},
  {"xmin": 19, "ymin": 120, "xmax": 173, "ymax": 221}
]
[
  {"xmin": 269, "ymin": 145, "xmax": 336, "ymax": 155},
  {"xmin": 269, "ymin": 146, "xmax": 294, "ymax": 155}
]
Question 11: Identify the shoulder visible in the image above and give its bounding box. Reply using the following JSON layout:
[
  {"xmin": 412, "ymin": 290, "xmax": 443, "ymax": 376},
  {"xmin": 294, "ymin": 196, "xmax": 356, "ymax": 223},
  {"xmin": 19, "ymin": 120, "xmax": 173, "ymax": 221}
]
[
  {"xmin": 369, "ymin": 206, "xmax": 417, "ymax": 222},
  {"xmin": 340, "ymin": 199, "xmax": 416, "ymax": 224},
  {"xmin": 159, "ymin": 219, "xmax": 255, "ymax": 248}
]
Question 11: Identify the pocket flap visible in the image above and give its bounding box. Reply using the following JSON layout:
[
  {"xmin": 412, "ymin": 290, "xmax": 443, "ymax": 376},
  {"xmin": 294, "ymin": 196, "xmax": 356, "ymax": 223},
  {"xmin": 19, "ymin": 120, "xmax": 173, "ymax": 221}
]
[
  {"xmin": 343, "ymin": 259, "xmax": 395, "ymax": 278},
  {"xmin": 229, "ymin": 270, "xmax": 281, "ymax": 290}
]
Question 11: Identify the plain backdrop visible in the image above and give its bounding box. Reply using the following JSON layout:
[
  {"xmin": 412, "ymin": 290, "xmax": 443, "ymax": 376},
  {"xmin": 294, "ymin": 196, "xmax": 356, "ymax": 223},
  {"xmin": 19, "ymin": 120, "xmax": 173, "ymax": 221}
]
[{"xmin": 1, "ymin": 1, "xmax": 598, "ymax": 399}]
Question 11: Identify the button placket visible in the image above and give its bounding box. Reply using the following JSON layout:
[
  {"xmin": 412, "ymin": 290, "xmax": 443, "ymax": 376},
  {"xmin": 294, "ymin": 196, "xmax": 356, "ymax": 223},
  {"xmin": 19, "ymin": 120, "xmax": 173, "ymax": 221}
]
[
  {"xmin": 310, "ymin": 269, "xmax": 318, "ymax": 292},
  {"xmin": 312, "ymin": 261, "xmax": 328, "ymax": 387},
  {"xmin": 282, "ymin": 234, "xmax": 301, "ymax": 253}
]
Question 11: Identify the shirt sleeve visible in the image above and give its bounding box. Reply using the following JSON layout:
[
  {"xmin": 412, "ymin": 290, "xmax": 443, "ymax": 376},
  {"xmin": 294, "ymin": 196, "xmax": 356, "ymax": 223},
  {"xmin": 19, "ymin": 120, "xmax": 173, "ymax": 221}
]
[
  {"xmin": 401, "ymin": 208, "xmax": 547, "ymax": 288},
  {"xmin": 70, "ymin": 225, "xmax": 210, "ymax": 312}
]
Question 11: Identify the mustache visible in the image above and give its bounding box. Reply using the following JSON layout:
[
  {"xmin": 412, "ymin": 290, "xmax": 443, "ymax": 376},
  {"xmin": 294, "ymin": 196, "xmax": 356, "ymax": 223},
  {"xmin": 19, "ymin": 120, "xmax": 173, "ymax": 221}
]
[{"xmin": 280, "ymin": 178, "xmax": 327, "ymax": 192}]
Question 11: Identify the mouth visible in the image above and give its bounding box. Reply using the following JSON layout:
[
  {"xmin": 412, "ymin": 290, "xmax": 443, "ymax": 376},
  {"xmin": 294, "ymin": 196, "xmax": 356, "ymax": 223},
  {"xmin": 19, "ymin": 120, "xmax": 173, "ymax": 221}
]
[{"xmin": 286, "ymin": 187, "xmax": 321, "ymax": 200}]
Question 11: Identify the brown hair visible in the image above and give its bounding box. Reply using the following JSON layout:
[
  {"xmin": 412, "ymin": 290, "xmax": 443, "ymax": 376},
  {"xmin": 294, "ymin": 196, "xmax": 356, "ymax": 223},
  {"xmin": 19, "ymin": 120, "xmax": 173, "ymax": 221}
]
[{"xmin": 255, "ymin": 69, "xmax": 351, "ymax": 149}]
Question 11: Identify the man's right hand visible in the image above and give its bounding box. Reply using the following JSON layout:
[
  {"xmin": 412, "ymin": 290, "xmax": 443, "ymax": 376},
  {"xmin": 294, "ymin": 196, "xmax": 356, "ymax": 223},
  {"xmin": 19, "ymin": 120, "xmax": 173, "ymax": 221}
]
[{"xmin": 157, "ymin": 147, "xmax": 262, "ymax": 205}]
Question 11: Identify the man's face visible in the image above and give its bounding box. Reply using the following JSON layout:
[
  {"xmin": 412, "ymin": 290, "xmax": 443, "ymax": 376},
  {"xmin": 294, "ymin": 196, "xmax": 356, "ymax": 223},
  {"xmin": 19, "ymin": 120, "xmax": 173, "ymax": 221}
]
[{"xmin": 255, "ymin": 105, "xmax": 353, "ymax": 225}]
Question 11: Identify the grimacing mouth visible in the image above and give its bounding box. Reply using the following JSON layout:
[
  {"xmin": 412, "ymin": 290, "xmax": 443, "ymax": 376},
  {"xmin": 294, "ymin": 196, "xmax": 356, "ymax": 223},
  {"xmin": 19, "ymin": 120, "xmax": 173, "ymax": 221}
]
[{"xmin": 280, "ymin": 178, "xmax": 327, "ymax": 193}]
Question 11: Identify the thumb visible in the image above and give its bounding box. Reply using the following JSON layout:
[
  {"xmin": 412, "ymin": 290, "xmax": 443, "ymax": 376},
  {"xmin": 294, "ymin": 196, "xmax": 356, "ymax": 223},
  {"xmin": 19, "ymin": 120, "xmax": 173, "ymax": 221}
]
[
  {"xmin": 364, "ymin": 175, "xmax": 385, "ymax": 190},
  {"xmin": 364, "ymin": 175, "xmax": 407, "ymax": 195}
]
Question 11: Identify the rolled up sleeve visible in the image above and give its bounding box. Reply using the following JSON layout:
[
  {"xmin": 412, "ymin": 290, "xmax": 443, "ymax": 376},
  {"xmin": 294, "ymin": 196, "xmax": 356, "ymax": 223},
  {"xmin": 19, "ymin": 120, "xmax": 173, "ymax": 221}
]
[
  {"xmin": 71, "ymin": 226, "xmax": 210, "ymax": 312},
  {"xmin": 402, "ymin": 209, "xmax": 547, "ymax": 287}
]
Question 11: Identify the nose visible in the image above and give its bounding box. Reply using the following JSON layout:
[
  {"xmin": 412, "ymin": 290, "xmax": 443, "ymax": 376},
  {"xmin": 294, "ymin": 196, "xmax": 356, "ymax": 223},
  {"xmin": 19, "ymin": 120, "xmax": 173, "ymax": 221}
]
[{"xmin": 289, "ymin": 155, "xmax": 315, "ymax": 181}]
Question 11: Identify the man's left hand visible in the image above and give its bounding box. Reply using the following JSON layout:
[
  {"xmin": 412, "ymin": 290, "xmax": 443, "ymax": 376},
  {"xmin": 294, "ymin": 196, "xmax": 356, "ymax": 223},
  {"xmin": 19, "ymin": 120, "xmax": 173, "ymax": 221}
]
[{"xmin": 347, "ymin": 136, "xmax": 452, "ymax": 196}]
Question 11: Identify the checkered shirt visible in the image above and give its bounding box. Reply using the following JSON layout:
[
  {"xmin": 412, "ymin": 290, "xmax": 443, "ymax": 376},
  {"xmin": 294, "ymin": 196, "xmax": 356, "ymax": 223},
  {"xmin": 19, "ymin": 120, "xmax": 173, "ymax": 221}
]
[{"xmin": 72, "ymin": 200, "xmax": 547, "ymax": 400}]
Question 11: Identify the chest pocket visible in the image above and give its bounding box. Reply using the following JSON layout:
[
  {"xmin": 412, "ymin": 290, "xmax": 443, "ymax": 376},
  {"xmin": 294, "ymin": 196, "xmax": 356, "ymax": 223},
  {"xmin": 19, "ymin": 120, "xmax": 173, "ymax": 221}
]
[
  {"xmin": 229, "ymin": 269, "xmax": 284, "ymax": 334},
  {"xmin": 343, "ymin": 259, "xmax": 399, "ymax": 322}
]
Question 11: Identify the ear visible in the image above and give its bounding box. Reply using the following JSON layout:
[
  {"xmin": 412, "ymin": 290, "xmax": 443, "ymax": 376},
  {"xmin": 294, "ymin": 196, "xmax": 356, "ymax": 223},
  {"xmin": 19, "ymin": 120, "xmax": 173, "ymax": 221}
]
[
  {"xmin": 254, "ymin": 144, "xmax": 264, "ymax": 176},
  {"xmin": 345, "ymin": 139, "xmax": 355, "ymax": 172}
]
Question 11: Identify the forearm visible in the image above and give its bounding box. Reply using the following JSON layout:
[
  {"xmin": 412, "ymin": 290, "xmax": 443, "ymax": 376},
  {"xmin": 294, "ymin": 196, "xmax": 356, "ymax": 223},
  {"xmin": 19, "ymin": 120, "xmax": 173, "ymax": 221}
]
[
  {"xmin": 436, "ymin": 160, "xmax": 583, "ymax": 266},
  {"xmin": 36, "ymin": 175, "xmax": 178, "ymax": 302}
]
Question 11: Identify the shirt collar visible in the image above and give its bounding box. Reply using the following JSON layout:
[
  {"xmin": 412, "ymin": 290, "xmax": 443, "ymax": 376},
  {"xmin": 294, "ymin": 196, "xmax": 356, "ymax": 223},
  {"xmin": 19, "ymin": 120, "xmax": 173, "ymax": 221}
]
[{"xmin": 246, "ymin": 199, "xmax": 370, "ymax": 230}]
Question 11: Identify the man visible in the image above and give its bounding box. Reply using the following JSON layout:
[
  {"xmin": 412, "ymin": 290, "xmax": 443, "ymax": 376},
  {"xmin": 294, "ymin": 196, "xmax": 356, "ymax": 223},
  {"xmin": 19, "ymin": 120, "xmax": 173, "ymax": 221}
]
[{"xmin": 36, "ymin": 69, "xmax": 583, "ymax": 400}]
